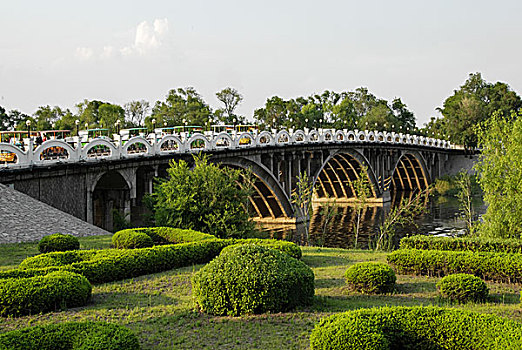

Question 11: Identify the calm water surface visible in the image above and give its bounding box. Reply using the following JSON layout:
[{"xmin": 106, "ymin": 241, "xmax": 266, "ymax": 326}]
[{"xmin": 259, "ymin": 192, "xmax": 486, "ymax": 249}]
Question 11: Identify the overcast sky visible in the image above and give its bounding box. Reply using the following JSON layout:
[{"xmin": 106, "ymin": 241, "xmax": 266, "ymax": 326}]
[{"xmin": 1, "ymin": 0, "xmax": 521, "ymax": 125}]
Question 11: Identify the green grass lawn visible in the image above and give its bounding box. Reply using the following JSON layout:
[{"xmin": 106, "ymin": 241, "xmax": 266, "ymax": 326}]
[{"xmin": 0, "ymin": 235, "xmax": 520, "ymax": 349}]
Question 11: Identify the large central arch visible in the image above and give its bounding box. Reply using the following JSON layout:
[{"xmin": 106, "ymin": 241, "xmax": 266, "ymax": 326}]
[
  {"xmin": 313, "ymin": 149, "xmax": 380, "ymax": 201},
  {"xmin": 218, "ymin": 157, "xmax": 294, "ymax": 220}
]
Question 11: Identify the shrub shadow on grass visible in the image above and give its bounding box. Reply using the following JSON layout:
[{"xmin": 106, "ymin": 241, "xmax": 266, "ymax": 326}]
[
  {"xmin": 315, "ymin": 277, "xmax": 346, "ymax": 289},
  {"xmin": 90, "ymin": 292, "xmax": 179, "ymax": 310},
  {"xmin": 311, "ymin": 293, "xmax": 441, "ymax": 313},
  {"xmin": 395, "ymin": 281, "xmax": 437, "ymax": 294},
  {"xmin": 302, "ymin": 254, "xmax": 349, "ymax": 268},
  {"xmin": 488, "ymin": 292, "xmax": 521, "ymax": 305}
]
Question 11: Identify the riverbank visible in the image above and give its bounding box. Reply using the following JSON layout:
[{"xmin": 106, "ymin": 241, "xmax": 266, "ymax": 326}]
[{"xmin": 0, "ymin": 235, "xmax": 520, "ymax": 349}]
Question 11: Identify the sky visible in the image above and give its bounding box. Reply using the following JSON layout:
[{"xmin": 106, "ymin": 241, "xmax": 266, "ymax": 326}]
[{"xmin": 1, "ymin": 0, "xmax": 521, "ymax": 126}]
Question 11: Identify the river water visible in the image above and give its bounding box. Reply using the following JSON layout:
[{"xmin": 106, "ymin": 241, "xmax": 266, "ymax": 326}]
[{"xmin": 258, "ymin": 192, "xmax": 486, "ymax": 249}]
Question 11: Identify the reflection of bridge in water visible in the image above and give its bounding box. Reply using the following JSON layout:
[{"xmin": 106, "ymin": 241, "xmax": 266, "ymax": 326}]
[{"xmin": 0, "ymin": 128, "xmax": 473, "ymax": 232}]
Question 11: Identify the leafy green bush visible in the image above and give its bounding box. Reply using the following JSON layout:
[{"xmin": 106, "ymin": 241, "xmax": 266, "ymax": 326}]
[
  {"xmin": 113, "ymin": 227, "xmax": 216, "ymax": 248},
  {"xmin": 112, "ymin": 230, "xmax": 154, "ymax": 249},
  {"xmin": 344, "ymin": 262, "xmax": 396, "ymax": 294},
  {"xmin": 151, "ymin": 155, "xmax": 257, "ymax": 238},
  {"xmin": 192, "ymin": 244, "xmax": 314, "ymax": 316},
  {"xmin": 0, "ymin": 322, "xmax": 140, "ymax": 349},
  {"xmin": 437, "ymin": 273, "xmax": 488, "ymax": 303},
  {"xmin": 400, "ymin": 235, "xmax": 522, "ymax": 254},
  {"xmin": 387, "ymin": 248, "xmax": 522, "ymax": 284},
  {"xmin": 310, "ymin": 306, "xmax": 522, "ymax": 350},
  {"xmin": 38, "ymin": 233, "xmax": 80, "ymax": 253},
  {"xmin": 0, "ymin": 271, "xmax": 91, "ymax": 317}
]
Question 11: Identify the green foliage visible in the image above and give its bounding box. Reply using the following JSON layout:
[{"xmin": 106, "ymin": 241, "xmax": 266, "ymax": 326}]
[
  {"xmin": 387, "ymin": 248, "xmax": 522, "ymax": 284},
  {"xmin": 192, "ymin": 244, "xmax": 314, "ymax": 316},
  {"xmin": 400, "ymin": 235, "xmax": 522, "ymax": 253},
  {"xmin": 38, "ymin": 233, "xmax": 80, "ymax": 253},
  {"xmin": 436, "ymin": 72, "xmax": 522, "ymax": 148},
  {"xmin": 148, "ymin": 87, "xmax": 212, "ymax": 127},
  {"xmin": 344, "ymin": 262, "xmax": 395, "ymax": 294},
  {"xmin": 151, "ymin": 155, "xmax": 256, "ymax": 238},
  {"xmin": 0, "ymin": 271, "xmax": 91, "ymax": 317},
  {"xmin": 436, "ymin": 273, "xmax": 488, "ymax": 303},
  {"xmin": 253, "ymin": 89, "xmax": 415, "ymax": 132},
  {"xmin": 113, "ymin": 227, "xmax": 216, "ymax": 248},
  {"xmin": 309, "ymin": 306, "xmax": 522, "ymax": 350},
  {"xmin": 456, "ymin": 172, "xmax": 475, "ymax": 235},
  {"xmin": 475, "ymin": 111, "xmax": 522, "ymax": 238},
  {"xmin": 0, "ymin": 322, "xmax": 140, "ymax": 350},
  {"xmin": 112, "ymin": 230, "xmax": 153, "ymax": 249}
]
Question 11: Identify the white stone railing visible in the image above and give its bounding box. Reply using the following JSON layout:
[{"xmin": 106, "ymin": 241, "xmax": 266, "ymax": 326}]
[{"xmin": 0, "ymin": 129, "xmax": 453, "ymax": 169}]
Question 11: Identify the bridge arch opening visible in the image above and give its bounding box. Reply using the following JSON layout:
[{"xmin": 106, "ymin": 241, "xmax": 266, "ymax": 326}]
[
  {"xmin": 315, "ymin": 152, "xmax": 377, "ymax": 201},
  {"xmin": 223, "ymin": 164, "xmax": 287, "ymax": 220},
  {"xmin": 132, "ymin": 165, "xmax": 156, "ymax": 225},
  {"xmin": 390, "ymin": 153, "xmax": 429, "ymax": 192},
  {"xmin": 92, "ymin": 171, "xmax": 131, "ymax": 232}
]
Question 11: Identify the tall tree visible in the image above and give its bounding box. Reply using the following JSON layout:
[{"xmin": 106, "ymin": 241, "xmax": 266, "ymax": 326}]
[
  {"xmin": 438, "ymin": 72, "xmax": 522, "ymax": 148},
  {"xmin": 150, "ymin": 87, "xmax": 212, "ymax": 127},
  {"xmin": 124, "ymin": 100, "xmax": 150, "ymax": 127},
  {"xmin": 98, "ymin": 103, "xmax": 125, "ymax": 133},
  {"xmin": 216, "ymin": 87, "xmax": 243, "ymax": 124}
]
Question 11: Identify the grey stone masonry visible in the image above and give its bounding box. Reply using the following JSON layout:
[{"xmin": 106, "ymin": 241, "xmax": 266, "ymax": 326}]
[{"xmin": 0, "ymin": 184, "xmax": 110, "ymax": 243}]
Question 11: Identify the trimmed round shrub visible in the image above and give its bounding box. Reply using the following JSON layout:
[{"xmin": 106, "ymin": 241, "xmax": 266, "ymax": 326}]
[
  {"xmin": 112, "ymin": 230, "xmax": 153, "ymax": 249},
  {"xmin": 192, "ymin": 244, "xmax": 314, "ymax": 316},
  {"xmin": 310, "ymin": 306, "xmax": 522, "ymax": 350},
  {"xmin": 0, "ymin": 270, "xmax": 92, "ymax": 316},
  {"xmin": 344, "ymin": 262, "xmax": 396, "ymax": 294},
  {"xmin": 437, "ymin": 273, "xmax": 489, "ymax": 303},
  {"xmin": 38, "ymin": 233, "xmax": 80, "ymax": 253},
  {"xmin": 0, "ymin": 321, "xmax": 140, "ymax": 349}
]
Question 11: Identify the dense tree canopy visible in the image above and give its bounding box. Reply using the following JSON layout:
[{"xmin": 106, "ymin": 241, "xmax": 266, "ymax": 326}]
[
  {"xmin": 253, "ymin": 88, "xmax": 416, "ymax": 132},
  {"xmin": 436, "ymin": 73, "xmax": 522, "ymax": 148}
]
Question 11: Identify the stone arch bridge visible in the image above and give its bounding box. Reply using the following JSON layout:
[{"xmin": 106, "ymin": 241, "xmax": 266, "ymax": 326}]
[{"xmin": 0, "ymin": 129, "xmax": 472, "ymax": 231}]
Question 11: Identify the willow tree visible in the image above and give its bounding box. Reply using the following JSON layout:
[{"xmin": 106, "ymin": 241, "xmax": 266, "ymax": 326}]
[{"xmin": 475, "ymin": 111, "xmax": 522, "ymax": 238}]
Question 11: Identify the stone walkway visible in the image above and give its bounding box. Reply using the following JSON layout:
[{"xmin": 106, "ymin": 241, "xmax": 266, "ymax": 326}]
[{"xmin": 0, "ymin": 184, "xmax": 110, "ymax": 243}]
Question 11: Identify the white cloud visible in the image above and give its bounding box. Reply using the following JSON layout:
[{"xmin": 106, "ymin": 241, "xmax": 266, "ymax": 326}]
[
  {"xmin": 74, "ymin": 18, "xmax": 170, "ymax": 60},
  {"xmin": 75, "ymin": 47, "xmax": 94, "ymax": 61}
]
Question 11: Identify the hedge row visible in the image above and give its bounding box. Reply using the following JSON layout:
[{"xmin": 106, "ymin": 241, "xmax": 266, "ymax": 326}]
[
  {"xmin": 111, "ymin": 228, "xmax": 302, "ymax": 259},
  {"xmin": 0, "ymin": 271, "xmax": 91, "ymax": 317},
  {"xmin": 387, "ymin": 248, "xmax": 522, "ymax": 284},
  {"xmin": 310, "ymin": 306, "xmax": 522, "ymax": 350},
  {"xmin": 112, "ymin": 227, "xmax": 216, "ymax": 249},
  {"xmin": 11, "ymin": 238, "xmax": 301, "ymax": 285},
  {"xmin": 0, "ymin": 322, "xmax": 140, "ymax": 350},
  {"xmin": 400, "ymin": 235, "xmax": 522, "ymax": 254}
]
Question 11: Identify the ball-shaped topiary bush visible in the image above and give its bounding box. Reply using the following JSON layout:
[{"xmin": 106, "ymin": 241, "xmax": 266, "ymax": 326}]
[
  {"xmin": 38, "ymin": 233, "xmax": 80, "ymax": 253},
  {"xmin": 192, "ymin": 244, "xmax": 314, "ymax": 316},
  {"xmin": 0, "ymin": 322, "xmax": 140, "ymax": 349},
  {"xmin": 112, "ymin": 230, "xmax": 154, "ymax": 249},
  {"xmin": 344, "ymin": 262, "xmax": 396, "ymax": 294},
  {"xmin": 0, "ymin": 270, "xmax": 92, "ymax": 316},
  {"xmin": 436, "ymin": 273, "xmax": 489, "ymax": 303}
]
